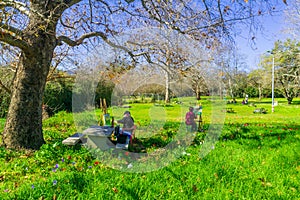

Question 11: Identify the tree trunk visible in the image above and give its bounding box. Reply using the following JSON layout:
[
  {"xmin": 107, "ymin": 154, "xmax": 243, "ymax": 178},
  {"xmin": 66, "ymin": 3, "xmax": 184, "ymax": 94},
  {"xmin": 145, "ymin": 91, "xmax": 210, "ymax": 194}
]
[
  {"xmin": 2, "ymin": 38, "xmax": 56, "ymax": 149},
  {"xmin": 287, "ymin": 96, "xmax": 293, "ymax": 104},
  {"xmin": 258, "ymin": 85, "xmax": 262, "ymax": 101},
  {"xmin": 196, "ymin": 84, "xmax": 201, "ymax": 100},
  {"xmin": 165, "ymin": 71, "xmax": 170, "ymax": 103}
]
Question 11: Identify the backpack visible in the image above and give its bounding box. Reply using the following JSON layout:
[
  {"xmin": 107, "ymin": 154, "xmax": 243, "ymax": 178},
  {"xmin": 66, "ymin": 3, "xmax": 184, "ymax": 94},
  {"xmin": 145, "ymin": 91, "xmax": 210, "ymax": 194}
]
[
  {"xmin": 114, "ymin": 125, "xmax": 120, "ymax": 137},
  {"xmin": 185, "ymin": 111, "xmax": 194, "ymax": 125}
]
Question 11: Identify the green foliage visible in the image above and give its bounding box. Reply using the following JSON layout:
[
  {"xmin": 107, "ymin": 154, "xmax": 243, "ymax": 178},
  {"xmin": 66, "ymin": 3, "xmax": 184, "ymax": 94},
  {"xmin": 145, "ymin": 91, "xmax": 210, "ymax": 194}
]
[
  {"xmin": 44, "ymin": 78, "xmax": 73, "ymax": 113},
  {"xmin": 0, "ymin": 67, "xmax": 13, "ymax": 118},
  {"xmin": 95, "ymin": 79, "xmax": 115, "ymax": 108},
  {"xmin": 260, "ymin": 39, "xmax": 300, "ymax": 104},
  {"xmin": 0, "ymin": 93, "xmax": 10, "ymax": 118}
]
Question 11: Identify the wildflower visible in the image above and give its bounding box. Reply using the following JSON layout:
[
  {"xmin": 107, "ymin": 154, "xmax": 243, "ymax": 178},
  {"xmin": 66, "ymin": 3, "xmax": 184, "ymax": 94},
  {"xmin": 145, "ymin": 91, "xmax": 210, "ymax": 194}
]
[
  {"xmin": 61, "ymin": 158, "xmax": 65, "ymax": 162},
  {"xmin": 88, "ymin": 166, "xmax": 92, "ymax": 169},
  {"xmin": 94, "ymin": 161, "xmax": 100, "ymax": 165},
  {"xmin": 53, "ymin": 180, "xmax": 57, "ymax": 186},
  {"xmin": 4, "ymin": 189, "xmax": 9, "ymax": 193},
  {"xmin": 124, "ymin": 152, "xmax": 129, "ymax": 156},
  {"xmin": 72, "ymin": 162, "xmax": 76, "ymax": 165},
  {"xmin": 52, "ymin": 169, "xmax": 57, "ymax": 172},
  {"xmin": 31, "ymin": 184, "xmax": 35, "ymax": 189},
  {"xmin": 127, "ymin": 163, "xmax": 133, "ymax": 168},
  {"xmin": 211, "ymin": 145, "xmax": 215, "ymax": 150},
  {"xmin": 55, "ymin": 164, "xmax": 59, "ymax": 169}
]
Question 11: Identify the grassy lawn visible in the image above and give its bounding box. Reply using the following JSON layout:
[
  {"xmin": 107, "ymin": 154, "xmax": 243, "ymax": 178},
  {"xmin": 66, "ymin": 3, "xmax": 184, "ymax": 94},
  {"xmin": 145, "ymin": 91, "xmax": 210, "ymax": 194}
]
[{"xmin": 0, "ymin": 97, "xmax": 299, "ymax": 199}]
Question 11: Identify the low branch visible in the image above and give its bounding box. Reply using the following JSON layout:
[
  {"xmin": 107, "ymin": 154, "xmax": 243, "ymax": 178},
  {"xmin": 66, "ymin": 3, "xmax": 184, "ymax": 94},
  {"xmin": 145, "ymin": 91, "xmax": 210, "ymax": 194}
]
[
  {"xmin": 0, "ymin": 22, "xmax": 24, "ymax": 37},
  {"xmin": 57, "ymin": 31, "xmax": 135, "ymax": 58},
  {"xmin": 0, "ymin": 26, "xmax": 31, "ymax": 53}
]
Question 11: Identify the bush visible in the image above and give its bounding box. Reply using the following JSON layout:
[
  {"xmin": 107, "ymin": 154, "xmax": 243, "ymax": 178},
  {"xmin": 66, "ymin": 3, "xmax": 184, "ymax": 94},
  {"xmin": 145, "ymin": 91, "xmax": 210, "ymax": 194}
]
[{"xmin": 44, "ymin": 80, "xmax": 73, "ymax": 113}]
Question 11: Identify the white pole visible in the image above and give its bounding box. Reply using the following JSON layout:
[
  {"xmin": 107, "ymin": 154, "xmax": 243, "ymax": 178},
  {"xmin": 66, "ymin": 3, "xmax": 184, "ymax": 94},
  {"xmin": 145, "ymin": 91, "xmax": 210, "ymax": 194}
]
[{"xmin": 271, "ymin": 55, "xmax": 275, "ymax": 113}]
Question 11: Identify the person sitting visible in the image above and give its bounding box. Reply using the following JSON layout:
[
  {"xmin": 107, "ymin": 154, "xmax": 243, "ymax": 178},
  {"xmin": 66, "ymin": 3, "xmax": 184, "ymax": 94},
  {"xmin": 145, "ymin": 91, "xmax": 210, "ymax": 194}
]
[
  {"xmin": 117, "ymin": 111, "xmax": 136, "ymax": 148},
  {"xmin": 185, "ymin": 107, "xmax": 197, "ymax": 132}
]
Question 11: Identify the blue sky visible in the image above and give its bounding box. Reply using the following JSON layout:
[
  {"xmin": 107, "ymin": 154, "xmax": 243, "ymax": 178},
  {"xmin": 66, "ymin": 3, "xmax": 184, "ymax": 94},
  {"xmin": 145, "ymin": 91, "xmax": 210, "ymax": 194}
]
[{"xmin": 236, "ymin": 12, "xmax": 287, "ymax": 69}]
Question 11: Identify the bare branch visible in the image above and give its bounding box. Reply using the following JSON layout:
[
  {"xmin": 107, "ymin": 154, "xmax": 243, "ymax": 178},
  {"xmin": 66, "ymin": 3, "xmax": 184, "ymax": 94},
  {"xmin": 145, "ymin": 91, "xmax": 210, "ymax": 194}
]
[
  {"xmin": 0, "ymin": 0, "xmax": 30, "ymax": 16},
  {"xmin": 141, "ymin": 0, "xmax": 185, "ymax": 34},
  {"xmin": 0, "ymin": 23, "xmax": 31, "ymax": 53},
  {"xmin": 57, "ymin": 31, "xmax": 136, "ymax": 58},
  {"xmin": 95, "ymin": 0, "xmax": 113, "ymax": 14}
]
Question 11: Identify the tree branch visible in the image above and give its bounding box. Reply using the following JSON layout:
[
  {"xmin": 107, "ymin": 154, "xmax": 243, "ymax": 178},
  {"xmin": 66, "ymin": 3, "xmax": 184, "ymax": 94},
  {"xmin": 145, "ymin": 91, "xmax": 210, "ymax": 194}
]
[
  {"xmin": 0, "ymin": 23, "xmax": 31, "ymax": 53},
  {"xmin": 141, "ymin": 0, "xmax": 185, "ymax": 34},
  {"xmin": 57, "ymin": 31, "xmax": 136, "ymax": 58},
  {"xmin": 0, "ymin": 0, "xmax": 30, "ymax": 16}
]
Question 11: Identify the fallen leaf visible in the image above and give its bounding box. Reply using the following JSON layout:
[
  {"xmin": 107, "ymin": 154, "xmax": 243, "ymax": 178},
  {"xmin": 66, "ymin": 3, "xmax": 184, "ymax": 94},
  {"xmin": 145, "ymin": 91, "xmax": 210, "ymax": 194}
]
[
  {"xmin": 112, "ymin": 187, "xmax": 118, "ymax": 193},
  {"xmin": 192, "ymin": 185, "xmax": 198, "ymax": 192}
]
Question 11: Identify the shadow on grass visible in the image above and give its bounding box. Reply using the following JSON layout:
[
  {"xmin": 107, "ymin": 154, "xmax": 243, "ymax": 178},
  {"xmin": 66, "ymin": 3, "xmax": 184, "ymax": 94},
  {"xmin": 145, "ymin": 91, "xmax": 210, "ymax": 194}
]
[
  {"xmin": 219, "ymin": 122, "xmax": 300, "ymax": 149},
  {"xmin": 291, "ymin": 100, "xmax": 300, "ymax": 105}
]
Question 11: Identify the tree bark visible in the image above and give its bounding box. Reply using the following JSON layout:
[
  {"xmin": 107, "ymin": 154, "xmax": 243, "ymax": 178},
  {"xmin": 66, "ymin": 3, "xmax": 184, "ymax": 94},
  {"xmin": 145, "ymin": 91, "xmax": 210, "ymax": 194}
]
[
  {"xmin": 196, "ymin": 84, "xmax": 201, "ymax": 100},
  {"xmin": 2, "ymin": 18, "xmax": 57, "ymax": 149},
  {"xmin": 165, "ymin": 71, "xmax": 170, "ymax": 103}
]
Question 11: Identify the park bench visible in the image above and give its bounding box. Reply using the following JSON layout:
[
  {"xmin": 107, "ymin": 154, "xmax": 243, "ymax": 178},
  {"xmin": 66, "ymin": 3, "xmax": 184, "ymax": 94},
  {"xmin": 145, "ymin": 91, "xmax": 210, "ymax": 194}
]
[
  {"xmin": 62, "ymin": 133, "xmax": 84, "ymax": 145},
  {"xmin": 226, "ymin": 108, "xmax": 235, "ymax": 113},
  {"xmin": 82, "ymin": 125, "xmax": 137, "ymax": 150},
  {"xmin": 253, "ymin": 108, "xmax": 267, "ymax": 114},
  {"xmin": 83, "ymin": 125, "xmax": 115, "ymax": 150}
]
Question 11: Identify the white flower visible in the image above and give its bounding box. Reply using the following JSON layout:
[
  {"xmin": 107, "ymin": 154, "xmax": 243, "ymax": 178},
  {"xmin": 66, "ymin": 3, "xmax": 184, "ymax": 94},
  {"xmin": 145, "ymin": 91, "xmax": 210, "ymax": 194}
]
[{"xmin": 127, "ymin": 163, "xmax": 133, "ymax": 168}]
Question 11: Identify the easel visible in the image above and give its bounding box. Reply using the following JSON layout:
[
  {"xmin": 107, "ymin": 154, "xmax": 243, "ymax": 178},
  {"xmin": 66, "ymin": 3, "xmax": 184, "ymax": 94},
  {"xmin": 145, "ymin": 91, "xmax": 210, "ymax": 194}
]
[
  {"xmin": 99, "ymin": 98, "xmax": 108, "ymax": 126},
  {"xmin": 197, "ymin": 115, "xmax": 203, "ymax": 132},
  {"xmin": 197, "ymin": 104, "xmax": 203, "ymax": 132}
]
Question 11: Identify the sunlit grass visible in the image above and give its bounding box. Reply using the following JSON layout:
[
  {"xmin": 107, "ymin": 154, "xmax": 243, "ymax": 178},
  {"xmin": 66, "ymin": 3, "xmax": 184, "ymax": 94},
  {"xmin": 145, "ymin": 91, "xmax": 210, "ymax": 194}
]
[{"xmin": 0, "ymin": 97, "xmax": 299, "ymax": 199}]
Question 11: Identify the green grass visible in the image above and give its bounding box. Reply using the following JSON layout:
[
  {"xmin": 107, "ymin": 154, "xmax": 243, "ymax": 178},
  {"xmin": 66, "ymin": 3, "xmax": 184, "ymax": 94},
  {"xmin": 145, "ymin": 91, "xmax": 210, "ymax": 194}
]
[{"xmin": 0, "ymin": 97, "xmax": 299, "ymax": 199}]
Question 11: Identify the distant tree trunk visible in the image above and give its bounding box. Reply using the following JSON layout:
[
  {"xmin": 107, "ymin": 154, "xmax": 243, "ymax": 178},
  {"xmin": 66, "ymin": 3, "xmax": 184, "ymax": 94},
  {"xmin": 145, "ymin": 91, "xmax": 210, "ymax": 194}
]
[
  {"xmin": 258, "ymin": 85, "xmax": 262, "ymax": 100},
  {"xmin": 287, "ymin": 96, "xmax": 293, "ymax": 104},
  {"xmin": 165, "ymin": 71, "xmax": 170, "ymax": 103},
  {"xmin": 228, "ymin": 77, "xmax": 234, "ymax": 98},
  {"xmin": 196, "ymin": 84, "xmax": 201, "ymax": 100},
  {"xmin": 2, "ymin": 29, "xmax": 56, "ymax": 149}
]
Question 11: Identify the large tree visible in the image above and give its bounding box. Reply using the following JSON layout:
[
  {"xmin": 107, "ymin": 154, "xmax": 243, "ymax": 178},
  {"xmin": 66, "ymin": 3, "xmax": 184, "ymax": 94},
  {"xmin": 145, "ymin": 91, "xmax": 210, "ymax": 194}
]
[
  {"xmin": 273, "ymin": 39, "xmax": 300, "ymax": 104},
  {"xmin": 0, "ymin": 0, "xmax": 286, "ymax": 150}
]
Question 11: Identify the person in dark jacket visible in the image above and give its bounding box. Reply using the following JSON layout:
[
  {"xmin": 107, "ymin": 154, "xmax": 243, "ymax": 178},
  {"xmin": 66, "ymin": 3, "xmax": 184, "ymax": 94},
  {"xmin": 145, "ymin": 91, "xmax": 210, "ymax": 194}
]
[{"xmin": 117, "ymin": 111, "xmax": 136, "ymax": 147}]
